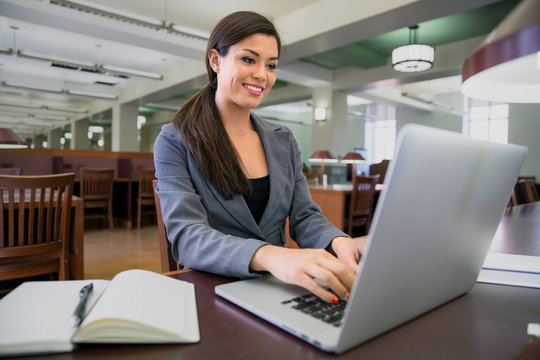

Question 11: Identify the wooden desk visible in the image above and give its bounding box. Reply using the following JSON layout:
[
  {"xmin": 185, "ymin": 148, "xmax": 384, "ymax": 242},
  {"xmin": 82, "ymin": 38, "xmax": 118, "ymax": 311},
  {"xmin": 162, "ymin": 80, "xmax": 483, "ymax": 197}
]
[
  {"xmin": 490, "ymin": 202, "xmax": 540, "ymax": 256},
  {"xmin": 35, "ymin": 270, "xmax": 537, "ymax": 359},
  {"xmin": 6, "ymin": 203, "xmax": 540, "ymax": 359},
  {"xmin": 309, "ymin": 184, "xmax": 383, "ymax": 231}
]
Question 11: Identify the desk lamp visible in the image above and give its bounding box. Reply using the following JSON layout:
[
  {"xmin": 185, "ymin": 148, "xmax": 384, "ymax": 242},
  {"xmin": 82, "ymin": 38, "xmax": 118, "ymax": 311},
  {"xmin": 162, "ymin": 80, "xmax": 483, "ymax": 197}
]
[
  {"xmin": 341, "ymin": 152, "xmax": 366, "ymax": 183},
  {"xmin": 308, "ymin": 150, "xmax": 337, "ymax": 186}
]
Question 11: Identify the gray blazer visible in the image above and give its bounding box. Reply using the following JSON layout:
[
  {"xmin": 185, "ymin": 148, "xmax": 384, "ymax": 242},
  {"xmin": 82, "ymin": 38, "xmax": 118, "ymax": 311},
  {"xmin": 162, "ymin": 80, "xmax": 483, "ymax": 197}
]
[{"xmin": 154, "ymin": 114, "xmax": 348, "ymax": 278}]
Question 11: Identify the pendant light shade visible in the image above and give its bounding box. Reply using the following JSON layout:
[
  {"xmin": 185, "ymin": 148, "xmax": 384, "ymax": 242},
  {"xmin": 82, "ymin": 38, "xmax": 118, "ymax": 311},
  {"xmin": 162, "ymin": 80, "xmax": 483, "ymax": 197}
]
[
  {"xmin": 0, "ymin": 128, "xmax": 27, "ymax": 148},
  {"xmin": 392, "ymin": 25, "xmax": 434, "ymax": 72},
  {"xmin": 461, "ymin": 0, "xmax": 540, "ymax": 103}
]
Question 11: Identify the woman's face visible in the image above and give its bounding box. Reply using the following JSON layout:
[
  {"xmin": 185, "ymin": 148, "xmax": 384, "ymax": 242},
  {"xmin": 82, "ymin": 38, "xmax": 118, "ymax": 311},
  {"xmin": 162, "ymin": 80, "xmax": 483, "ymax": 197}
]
[{"xmin": 210, "ymin": 33, "xmax": 279, "ymax": 112}]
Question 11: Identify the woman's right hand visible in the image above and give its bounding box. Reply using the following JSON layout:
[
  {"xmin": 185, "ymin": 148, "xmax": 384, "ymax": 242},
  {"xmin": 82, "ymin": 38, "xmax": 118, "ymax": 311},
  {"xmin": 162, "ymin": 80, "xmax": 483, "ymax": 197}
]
[{"xmin": 249, "ymin": 245, "xmax": 355, "ymax": 303}]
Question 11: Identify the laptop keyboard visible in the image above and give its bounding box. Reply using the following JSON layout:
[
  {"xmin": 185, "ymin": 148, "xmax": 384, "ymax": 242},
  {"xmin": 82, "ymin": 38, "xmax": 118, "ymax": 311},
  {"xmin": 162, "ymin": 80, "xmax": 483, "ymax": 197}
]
[{"xmin": 281, "ymin": 294, "xmax": 345, "ymax": 327}]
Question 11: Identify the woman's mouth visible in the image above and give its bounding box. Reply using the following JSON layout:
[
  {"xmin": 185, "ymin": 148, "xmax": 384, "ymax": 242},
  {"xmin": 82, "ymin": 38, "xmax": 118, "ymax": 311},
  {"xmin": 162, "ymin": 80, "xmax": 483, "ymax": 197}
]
[{"xmin": 243, "ymin": 83, "xmax": 264, "ymax": 96}]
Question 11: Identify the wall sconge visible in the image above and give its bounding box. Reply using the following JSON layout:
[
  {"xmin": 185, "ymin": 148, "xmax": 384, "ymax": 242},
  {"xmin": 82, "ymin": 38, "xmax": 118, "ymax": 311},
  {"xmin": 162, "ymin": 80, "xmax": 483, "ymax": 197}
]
[{"xmin": 314, "ymin": 107, "xmax": 327, "ymax": 121}]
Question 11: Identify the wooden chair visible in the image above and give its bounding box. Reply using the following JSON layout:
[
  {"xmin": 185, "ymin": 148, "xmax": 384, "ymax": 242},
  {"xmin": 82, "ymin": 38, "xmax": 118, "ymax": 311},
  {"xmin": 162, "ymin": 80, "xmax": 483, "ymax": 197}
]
[
  {"xmin": 152, "ymin": 180, "xmax": 182, "ymax": 273},
  {"xmin": 346, "ymin": 175, "xmax": 380, "ymax": 237},
  {"xmin": 0, "ymin": 173, "xmax": 75, "ymax": 293},
  {"xmin": 517, "ymin": 179, "xmax": 539, "ymax": 203},
  {"xmin": 507, "ymin": 190, "xmax": 518, "ymax": 208},
  {"xmin": 136, "ymin": 168, "xmax": 156, "ymax": 229},
  {"xmin": 0, "ymin": 168, "xmax": 21, "ymax": 175},
  {"xmin": 80, "ymin": 168, "xmax": 114, "ymax": 231},
  {"xmin": 369, "ymin": 159, "xmax": 390, "ymax": 184}
]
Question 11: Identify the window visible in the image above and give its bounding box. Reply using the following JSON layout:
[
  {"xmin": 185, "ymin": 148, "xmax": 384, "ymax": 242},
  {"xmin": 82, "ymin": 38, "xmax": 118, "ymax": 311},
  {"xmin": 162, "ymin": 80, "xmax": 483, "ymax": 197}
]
[
  {"xmin": 468, "ymin": 103, "xmax": 509, "ymax": 144},
  {"xmin": 365, "ymin": 119, "xmax": 396, "ymax": 163}
]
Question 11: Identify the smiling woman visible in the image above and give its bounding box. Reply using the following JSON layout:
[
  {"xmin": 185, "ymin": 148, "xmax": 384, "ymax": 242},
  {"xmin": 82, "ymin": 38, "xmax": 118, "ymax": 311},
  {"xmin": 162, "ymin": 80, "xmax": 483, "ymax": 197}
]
[{"xmin": 153, "ymin": 11, "xmax": 367, "ymax": 304}]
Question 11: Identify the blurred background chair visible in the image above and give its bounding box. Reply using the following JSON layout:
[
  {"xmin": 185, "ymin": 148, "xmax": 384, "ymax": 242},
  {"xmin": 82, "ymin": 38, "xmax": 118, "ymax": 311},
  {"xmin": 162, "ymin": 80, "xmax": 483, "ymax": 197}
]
[
  {"xmin": 0, "ymin": 173, "xmax": 75, "ymax": 295},
  {"xmin": 80, "ymin": 168, "xmax": 114, "ymax": 231},
  {"xmin": 369, "ymin": 159, "xmax": 390, "ymax": 184},
  {"xmin": 136, "ymin": 168, "xmax": 156, "ymax": 229},
  {"xmin": 345, "ymin": 175, "xmax": 380, "ymax": 237},
  {"xmin": 517, "ymin": 179, "xmax": 539, "ymax": 203},
  {"xmin": 152, "ymin": 180, "xmax": 182, "ymax": 273},
  {"xmin": 0, "ymin": 168, "xmax": 21, "ymax": 175}
]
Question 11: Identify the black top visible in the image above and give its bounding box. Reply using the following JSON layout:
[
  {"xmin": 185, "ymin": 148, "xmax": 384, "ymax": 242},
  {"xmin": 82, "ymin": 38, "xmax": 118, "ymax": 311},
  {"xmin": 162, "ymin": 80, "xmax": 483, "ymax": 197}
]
[{"xmin": 244, "ymin": 174, "xmax": 270, "ymax": 224}]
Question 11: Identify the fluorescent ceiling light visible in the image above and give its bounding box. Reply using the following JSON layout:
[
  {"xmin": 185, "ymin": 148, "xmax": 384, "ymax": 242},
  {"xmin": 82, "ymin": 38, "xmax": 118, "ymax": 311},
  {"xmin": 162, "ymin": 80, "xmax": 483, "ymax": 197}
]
[
  {"xmin": 2, "ymin": 81, "xmax": 64, "ymax": 93},
  {"xmin": 62, "ymin": 0, "xmax": 164, "ymax": 27},
  {"xmin": 0, "ymin": 101, "xmax": 88, "ymax": 114},
  {"xmin": 17, "ymin": 50, "xmax": 96, "ymax": 68},
  {"xmin": 44, "ymin": 105, "xmax": 88, "ymax": 114},
  {"xmin": 67, "ymin": 89, "xmax": 118, "ymax": 100},
  {"xmin": 0, "ymin": 47, "xmax": 12, "ymax": 55},
  {"xmin": 0, "ymin": 101, "xmax": 42, "ymax": 110},
  {"xmin": 102, "ymin": 64, "xmax": 163, "ymax": 80},
  {"xmin": 170, "ymin": 24, "xmax": 209, "ymax": 40}
]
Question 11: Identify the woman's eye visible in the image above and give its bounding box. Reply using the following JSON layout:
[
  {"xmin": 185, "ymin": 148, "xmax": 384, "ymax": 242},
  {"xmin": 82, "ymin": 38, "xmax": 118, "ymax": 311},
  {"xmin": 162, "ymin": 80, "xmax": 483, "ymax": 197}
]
[
  {"xmin": 242, "ymin": 57, "xmax": 255, "ymax": 64},
  {"xmin": 267, "ymin": 63, "xmax": 278, "ymax": 71}
]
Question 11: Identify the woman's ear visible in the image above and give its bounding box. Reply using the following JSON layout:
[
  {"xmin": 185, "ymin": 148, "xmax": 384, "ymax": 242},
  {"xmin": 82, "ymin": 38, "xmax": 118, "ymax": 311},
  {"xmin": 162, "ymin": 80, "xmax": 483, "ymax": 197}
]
[{"xmin": 208, "ymin": 49, "xmax": 220, "ymax": 73}]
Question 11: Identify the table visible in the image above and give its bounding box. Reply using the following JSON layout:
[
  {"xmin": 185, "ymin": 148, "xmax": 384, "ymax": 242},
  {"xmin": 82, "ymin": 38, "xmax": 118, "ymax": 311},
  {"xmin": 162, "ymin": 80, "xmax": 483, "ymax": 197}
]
[
  {"xmin": 38, "ymin": 202, "xmax": 540, "ymax": 359},
  {"xmin": 309, "ymin": 184, "xmax": 383, "ymax": 231},
  {"xmin": 490, "ymin": 202, "xmax": 540, "ymax": 256},
  {"xmin": 6, "ymin": 203, "xmax": 540, "ymax": 359}
]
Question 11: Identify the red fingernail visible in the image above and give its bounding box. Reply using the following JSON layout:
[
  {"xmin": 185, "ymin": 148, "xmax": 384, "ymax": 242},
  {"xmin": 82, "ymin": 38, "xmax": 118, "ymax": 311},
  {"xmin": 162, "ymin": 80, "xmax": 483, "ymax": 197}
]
[
  {"xmin": 346, "ymin": 293, "xmax": 350, "ymax": 301},
  {"xmin": 330, "ymin": 296, "xmax": 339, "ymax": 304}
]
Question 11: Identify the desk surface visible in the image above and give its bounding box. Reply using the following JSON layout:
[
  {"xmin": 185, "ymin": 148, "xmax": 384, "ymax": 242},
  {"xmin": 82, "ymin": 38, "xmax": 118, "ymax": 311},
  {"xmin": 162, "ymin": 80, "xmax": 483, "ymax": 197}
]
[
  {"xmin": 41, "ymin": 270, "xmax": 538, "ymax": 360},
  {"xmin": 490, "ymin": 202, "xmax": 540, "ymax": 257},
  {"xmin": 8, "ymin": 202, "xmax": 540, "ymax": 359}
]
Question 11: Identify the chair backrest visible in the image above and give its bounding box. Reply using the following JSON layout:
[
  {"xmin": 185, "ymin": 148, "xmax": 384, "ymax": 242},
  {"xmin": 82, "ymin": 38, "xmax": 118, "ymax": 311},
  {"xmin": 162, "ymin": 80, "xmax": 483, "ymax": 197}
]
[
  {"xmin": 138, "ymin": 168, "xmax": 156, "ymax": 198},
  {"xmin": 348, "ymin": 174, "xmax": 380, "ymax": 235},
  {"xmin": 518, "ymin": 179, "xmax": 539, "ymax": 203},
  {"xmin": 0, "ymin": 168, "xmax": 21, "ymax": 175},
  {"xmin": 80, "ymin": 168, "xmax": 114, "ymax": 200},
  {"xmin": 0, "ymin": 173, "xmax": 75, "ymax": 281},
  {"xmin": 152, "ymin": 180, "xmax": 181, "ymax": 273},
  {"xmin": 369, "ymin": 159, "xmax": 390, "ymax": 183}
]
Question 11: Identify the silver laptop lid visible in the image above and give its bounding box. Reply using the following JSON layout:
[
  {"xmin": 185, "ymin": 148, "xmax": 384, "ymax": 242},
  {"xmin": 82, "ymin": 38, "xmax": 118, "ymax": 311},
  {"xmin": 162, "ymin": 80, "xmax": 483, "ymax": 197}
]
[{"xmin": 336, "ymin": 124, "xmax": 527, "ymax": 352}]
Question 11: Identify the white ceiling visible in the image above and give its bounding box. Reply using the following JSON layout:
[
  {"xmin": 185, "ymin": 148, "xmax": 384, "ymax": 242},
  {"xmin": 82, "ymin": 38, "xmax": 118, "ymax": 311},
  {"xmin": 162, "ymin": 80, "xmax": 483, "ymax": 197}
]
[{"xmin": 0, "ymin": 0, "xmax": 496, "ymax": 138}]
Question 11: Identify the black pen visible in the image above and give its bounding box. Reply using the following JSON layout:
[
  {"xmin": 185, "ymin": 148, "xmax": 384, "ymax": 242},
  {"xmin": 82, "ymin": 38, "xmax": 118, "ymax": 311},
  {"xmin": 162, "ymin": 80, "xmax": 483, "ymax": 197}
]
[{"xmin": 71, "ymin": 283, "xmax": 93, "ymax": 327}]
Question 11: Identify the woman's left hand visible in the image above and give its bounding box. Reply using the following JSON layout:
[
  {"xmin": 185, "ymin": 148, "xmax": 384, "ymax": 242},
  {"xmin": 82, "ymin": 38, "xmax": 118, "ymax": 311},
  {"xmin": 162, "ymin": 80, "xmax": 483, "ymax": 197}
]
[{"xmin": 330, "ymin": 236, "xmax": 368, "ymax": 273}]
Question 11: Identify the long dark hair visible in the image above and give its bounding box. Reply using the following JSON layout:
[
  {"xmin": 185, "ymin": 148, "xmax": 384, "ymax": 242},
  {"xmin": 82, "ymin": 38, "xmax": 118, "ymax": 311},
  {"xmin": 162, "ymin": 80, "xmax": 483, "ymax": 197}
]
[{"xmin": 172, "ymin": 11, "xmax": 281, "ymax": 200}]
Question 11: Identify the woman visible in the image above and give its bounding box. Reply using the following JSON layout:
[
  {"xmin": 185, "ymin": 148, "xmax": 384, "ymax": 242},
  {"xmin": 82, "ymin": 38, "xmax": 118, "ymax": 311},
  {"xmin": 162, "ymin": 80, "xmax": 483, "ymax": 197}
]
[{"xmin": 154, "ymin": 11, "xmax": 367, "ymax": 303}]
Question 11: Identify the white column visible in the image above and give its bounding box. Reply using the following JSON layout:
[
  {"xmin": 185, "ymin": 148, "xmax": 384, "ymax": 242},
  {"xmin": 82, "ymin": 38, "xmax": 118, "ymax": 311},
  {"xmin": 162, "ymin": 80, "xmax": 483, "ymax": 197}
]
[{"xmin": 112, "ymin": 101, "xmax": 139, "ymax": 152}]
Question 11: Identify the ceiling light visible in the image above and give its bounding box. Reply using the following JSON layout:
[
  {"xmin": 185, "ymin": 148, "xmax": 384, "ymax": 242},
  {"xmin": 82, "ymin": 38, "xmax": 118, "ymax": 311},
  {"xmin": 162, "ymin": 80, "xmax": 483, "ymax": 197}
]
[
  {"xmin": 101, "ymin": 64, "xmax": 163, "ymax": 80},
  {"xmin": 17, "ymin": 50, "xmax": 96, "ymax": 68},
  {"xmin": 0, "ymin": 47, "xmax": 12, "ymax": 55},
  {"xmin": 58, "ymin": 0, "xmax": 164, "ymax": 27},
  {"xmin": 169, "ymin": 24, "xmax": 209, "ymax": 40},
  {"xmin": 392, "ymin": 25, "xmax": 434, "ymax": 72},
  {"xmin": 88, "ymin": 125, "xmax": 104, "ymax": 133},
  {"xmin": 45, "ymin": 105, "xmax": 88, "ymax": 114},
  {"xmin": 461, "ymin": 0, "xmax": 540, "ymax": 103},
  {"xmin": 67, "ymin": 89, "xmax": 118, "ymax": 100},
  {"xmin": 2, "ymin": 81, "xmax": 64, "ymax": 93}
]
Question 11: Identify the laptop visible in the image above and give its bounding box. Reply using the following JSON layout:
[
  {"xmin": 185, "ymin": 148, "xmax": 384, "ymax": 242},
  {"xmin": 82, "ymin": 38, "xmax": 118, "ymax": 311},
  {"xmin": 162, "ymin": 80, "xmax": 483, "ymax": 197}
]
[{"xmin": 215, "ymin": 124, "xmax": 527, "ymax": 353}]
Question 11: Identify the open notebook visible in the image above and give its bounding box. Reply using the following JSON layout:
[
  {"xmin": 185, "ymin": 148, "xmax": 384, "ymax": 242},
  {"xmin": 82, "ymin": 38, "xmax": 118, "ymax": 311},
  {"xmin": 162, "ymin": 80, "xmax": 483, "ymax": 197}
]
[{"xmin": 0, "ymin": 269, "xmax": 200, "ymax": 357}]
